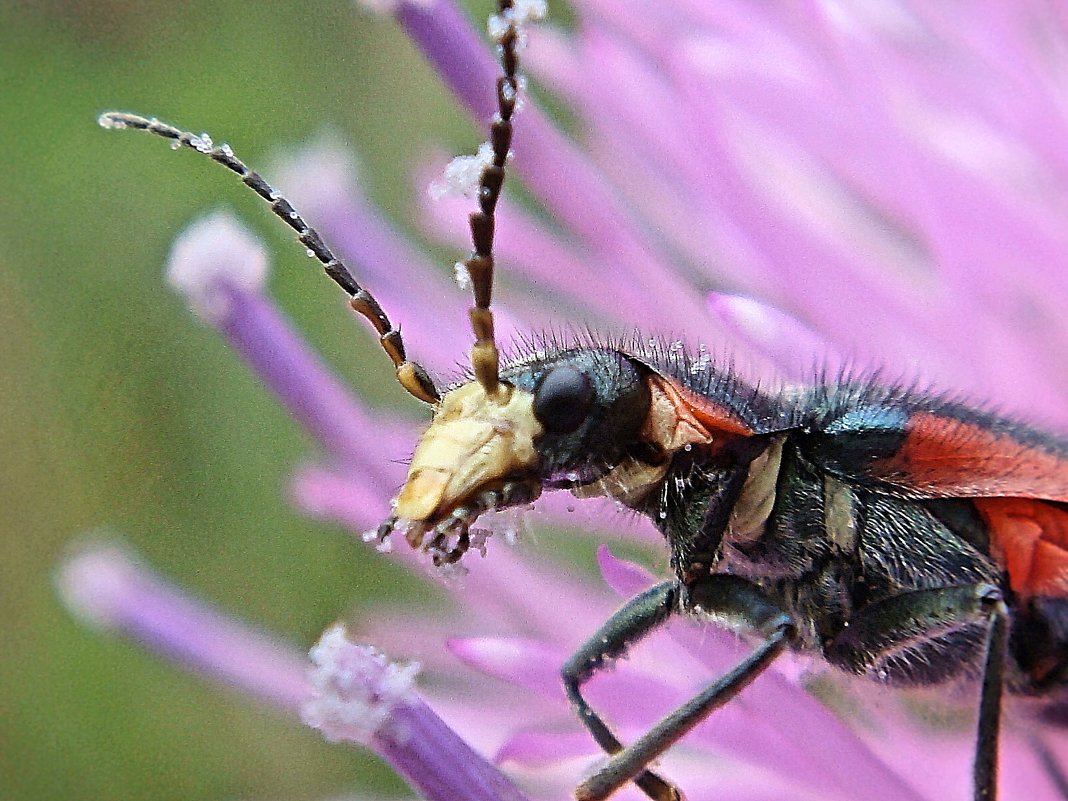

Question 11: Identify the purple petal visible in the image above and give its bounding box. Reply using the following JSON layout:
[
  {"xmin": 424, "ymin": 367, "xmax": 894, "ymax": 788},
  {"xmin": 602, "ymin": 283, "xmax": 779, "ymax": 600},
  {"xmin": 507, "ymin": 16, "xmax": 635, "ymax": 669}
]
[
  {"xmin": 57, "ymin": 541, "xmax": 309, "ymax": 711},
  {"xmin": 496, "ymin": 730, "xmax": 597, "ymax": 766},
  {"xmin": 595, "ymin": 544, "xmax": 657, "ymax": 598},
  {"xmin": 395, "ymin": 1, "xmax": 712, "ymax": 337},
  {"xmin": 59, "ymin": 542, "xmax": 534, "ymax": 801},
  {"xmin": 448, "ymin": 637, "xmax": 564, "ymax": 699},
  {"xmin": 166, "ymin": 212, "xmax": 413, "ymax": 466},
  {"xmin": 705, "ymin": 292, "xmax": 846, "ymax": 378},
  {"xmin": 416, "ymin": 160, "xmax": 648, "ymax": 324},
  {"xmin": 289, "ymin": 462, "xmax": 399, "ymax": 533}
]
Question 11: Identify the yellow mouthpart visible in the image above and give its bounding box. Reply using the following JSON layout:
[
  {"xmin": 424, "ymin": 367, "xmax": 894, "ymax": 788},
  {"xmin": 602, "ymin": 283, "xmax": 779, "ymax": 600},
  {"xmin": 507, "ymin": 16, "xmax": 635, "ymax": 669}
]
[{"xmin": 394, "ymin": 381, "xmax": 542, "ymax": 522}]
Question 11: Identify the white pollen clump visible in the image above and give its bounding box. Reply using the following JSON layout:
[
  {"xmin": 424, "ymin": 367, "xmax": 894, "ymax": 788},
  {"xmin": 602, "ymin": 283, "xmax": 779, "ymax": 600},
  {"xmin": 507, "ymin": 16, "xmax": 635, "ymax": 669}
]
[
  {"xmin": 97, "ymin": 113, "xmax": 127, "ymax": 130},
  {"xmin": 428, "ymin": 142, "xmax": 495, "ymax": 200},
  {"xmin": 454, "ymin": 261, "xmax": 472, "ymax": 290},
  {"xmin": 165, "ymin": 211, "xmax": 269, "ymax": 323},
  {"xmin": 512, "ymin": 0, "xmax": 548, "ymax": 24},
  {"xmin": 301, "ymin": 624, "xmax": 421, "ymax": 744},
  {"xmin": 487, "ymin": 13, "xmax": 510, "ymax": 42},
  {"xmin": 488, "ymin": 0, "xmax": 547, "ymax": 42},
  {"xmin": 361, "ymin": 525, "xmax": 393, "ymax": 553},
  {"xmin": 467, "ymin": 527, "xmax": 490, "ymax": 557},
  {"xmin": 189, "ymin": 132, "xmax": 214, "ymax": 153},
  {"xmin": 432, "ymin": 560, "xmax": 470, "ymax": 581}
]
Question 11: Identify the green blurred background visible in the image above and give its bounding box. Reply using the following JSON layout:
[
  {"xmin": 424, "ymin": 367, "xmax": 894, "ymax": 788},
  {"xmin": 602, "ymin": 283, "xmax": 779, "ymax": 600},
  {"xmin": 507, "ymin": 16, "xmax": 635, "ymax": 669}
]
[{"xmin": 1, "ymin": 1, "xmax": 516, "ymax": 798}]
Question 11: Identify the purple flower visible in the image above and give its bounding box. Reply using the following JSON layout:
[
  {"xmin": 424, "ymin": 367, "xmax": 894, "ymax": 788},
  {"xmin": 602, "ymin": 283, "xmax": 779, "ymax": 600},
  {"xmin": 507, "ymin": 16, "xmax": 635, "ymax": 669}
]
[{"xmin": 68, "ymin": 2, "xmax": 1068, "ymax": 800}]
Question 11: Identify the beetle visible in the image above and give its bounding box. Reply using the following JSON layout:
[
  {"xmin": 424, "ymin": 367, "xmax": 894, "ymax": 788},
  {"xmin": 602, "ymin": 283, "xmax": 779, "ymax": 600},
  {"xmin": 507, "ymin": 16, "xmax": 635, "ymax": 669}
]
[{"xmin": 100, "ymin": 2, "xmax": 1068, "ymax": 800}]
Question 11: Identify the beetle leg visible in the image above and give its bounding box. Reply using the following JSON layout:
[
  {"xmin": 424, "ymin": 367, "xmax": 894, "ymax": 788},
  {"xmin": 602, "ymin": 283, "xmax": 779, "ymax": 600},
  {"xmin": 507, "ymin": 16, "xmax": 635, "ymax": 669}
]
[
  {"xmin": 976, "ymin": 594, "xmax": 1008, "ymax": 801},
  {"xmin": 824, "ymin": 583, "xmax": 1008, "ymax": 801},
  {"xmin": 562, "ymin": 581, "xmax": 681, "ymax": 801},
  {"xmin": 565, "ymin": 576, "xmax": 796, "ymax": 801}
]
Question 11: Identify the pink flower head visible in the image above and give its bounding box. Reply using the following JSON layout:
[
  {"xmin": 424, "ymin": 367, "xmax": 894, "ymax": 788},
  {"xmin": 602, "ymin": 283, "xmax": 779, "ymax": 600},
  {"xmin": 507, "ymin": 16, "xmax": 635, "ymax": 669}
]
[{"xmin": 73, "ymin": 2, "xmax": 1068, "ymax": 801}]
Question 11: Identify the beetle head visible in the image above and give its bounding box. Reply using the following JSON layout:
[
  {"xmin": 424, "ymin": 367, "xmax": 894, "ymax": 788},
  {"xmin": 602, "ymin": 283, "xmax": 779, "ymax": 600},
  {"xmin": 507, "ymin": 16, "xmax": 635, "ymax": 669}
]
[{"xmin": 382, "ymin": 348, "xmax": 657, "ymax": 564}]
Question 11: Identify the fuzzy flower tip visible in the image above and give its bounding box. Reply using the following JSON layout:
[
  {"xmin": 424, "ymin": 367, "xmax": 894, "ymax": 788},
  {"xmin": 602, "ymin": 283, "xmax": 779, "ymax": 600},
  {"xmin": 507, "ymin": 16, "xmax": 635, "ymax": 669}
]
[
  {"xmin": 302, "ymin": 624, "xmax": 421, "ymax": 744},
  {"xmin": 165, "ymin": 210, "xmax": 268, "ymax": 323},
  {"xmin": 303, "ymin": 626, "xmax": 533, "ymax": 801},
  {"xmin": 57, "ymin": 539, "xmax": 144, "ymax": 631}
]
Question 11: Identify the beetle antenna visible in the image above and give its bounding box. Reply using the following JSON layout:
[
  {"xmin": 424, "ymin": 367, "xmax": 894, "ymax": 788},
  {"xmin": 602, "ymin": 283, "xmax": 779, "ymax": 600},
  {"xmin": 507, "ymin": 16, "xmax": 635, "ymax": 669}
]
[
  {"xmin": 98, "ymin": 111, "xmax": 441, "ymax": 406},
  {"xmin": 463, "ymin": 0, "xmax": 538, "ymax": 400}
]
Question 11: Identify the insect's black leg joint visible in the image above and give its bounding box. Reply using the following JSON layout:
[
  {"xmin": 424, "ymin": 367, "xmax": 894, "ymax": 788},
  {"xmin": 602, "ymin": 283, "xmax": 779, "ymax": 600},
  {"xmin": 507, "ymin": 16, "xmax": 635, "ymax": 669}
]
[
  {"xmin": 561, "ymin": 582, "xmax": 682, "ymax": 801},
  {"xmin": 978, "ymin": 584, "xmax": 1004, "ymax": 610},
  {"xmin": 573, "ymin": 576, "xmax": 792, "ymax": 801},
  {"xmin": 975, "ymin": 595, "xmax": 1009, "ymax": 801},
  {"xmin": 684, "ymin": 572, "xmax": 793, "ymax": 637}
]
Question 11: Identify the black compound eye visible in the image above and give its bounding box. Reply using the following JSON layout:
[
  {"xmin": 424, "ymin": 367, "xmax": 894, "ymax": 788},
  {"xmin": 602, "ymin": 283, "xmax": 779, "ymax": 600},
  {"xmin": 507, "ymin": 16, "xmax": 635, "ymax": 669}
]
[{"xmin": 533, "ymin": 365, "xmax": 595, "ymax": 434}]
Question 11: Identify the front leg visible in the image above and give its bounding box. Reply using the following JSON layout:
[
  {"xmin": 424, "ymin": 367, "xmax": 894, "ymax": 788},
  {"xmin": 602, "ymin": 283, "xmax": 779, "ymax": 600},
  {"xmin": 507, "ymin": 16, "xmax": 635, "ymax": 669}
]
[
  {"xmin": 563, "ymin": 575, "xmax": 796, "ymax": 801},
  {"xmin": 562, "ymin": 581, "xmax": 681, "ymax": 801}
]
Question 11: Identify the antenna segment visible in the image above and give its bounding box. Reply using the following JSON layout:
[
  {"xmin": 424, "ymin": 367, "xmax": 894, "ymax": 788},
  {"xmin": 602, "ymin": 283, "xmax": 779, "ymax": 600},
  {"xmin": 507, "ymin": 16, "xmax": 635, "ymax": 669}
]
[
  {"xmin": 98, "ymin": 111, "xmax": 440, "ymax": 406},
  {"xmin": 462, "ymin": 0, "xmax": 529, "ymax": 399}
]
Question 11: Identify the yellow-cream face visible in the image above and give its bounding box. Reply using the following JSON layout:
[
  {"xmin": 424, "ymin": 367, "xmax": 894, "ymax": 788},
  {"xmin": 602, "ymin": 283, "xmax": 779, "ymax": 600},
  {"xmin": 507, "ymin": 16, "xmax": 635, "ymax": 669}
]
[{"xmin": 394, "ymin": 380, "xmax": 544, "ymax": 524}]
